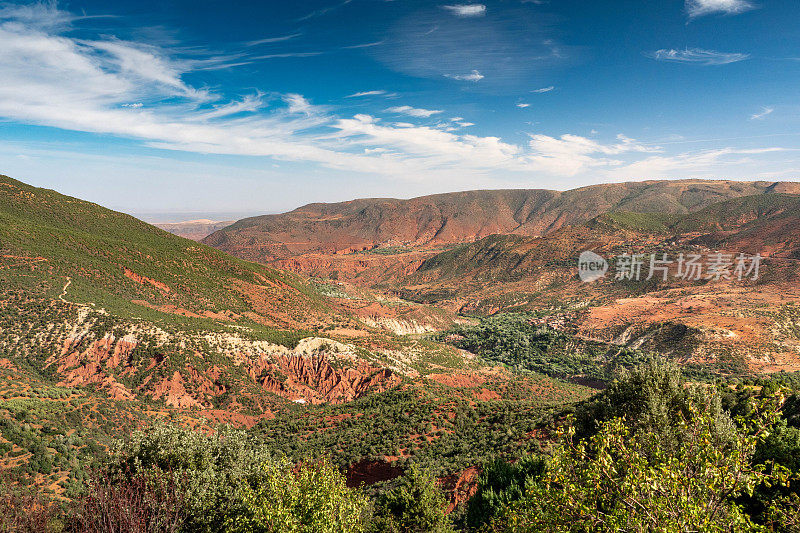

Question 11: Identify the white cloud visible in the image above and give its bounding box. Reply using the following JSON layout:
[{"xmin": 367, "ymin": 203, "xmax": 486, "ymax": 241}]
[
  {"xmin": 607, "ymin": 147, "xmax": 786, "ymax": 180},
  {"xmin": 686, "ymin": 0, "xmax": 756, "ymax": 18},
  {"xmin": 385, "ymin": 105, "xmax": 443, "ymax": 118},
  {"xmin": 532, "ymin": 86, "xmax": 554, "ymax": 93},
  {"xmin": 517, "ymin": 103, "xmax": 530, "ymax": 108},
  {"xmin": 200, "ymin": 94, "xmax": 263, "ymax": 119},
  {"xmin": 346, "ymin": 90, "xmax": 386, "ymax": 98},
  {"xmin": 445, "ymin": 69, "xmax": 484, "ymax": 81},
  {"xmin": 648, "ymin": 48, "xmax": 749, "ymax": 65},
  {"xmin": 341, "ymin": 40, "xmax": 384, "ymax": 49},
  {"xmin": 0, "ymin": 3, "xmax": 791, "ymax": 186},
  {"xmin": 283, "ymin": 94, "xmax": 315, "ymax": 115},
  {"xmin": 245, "ymin": 33, "xmax": 301, "ymax": 47},
  {"xmin": 524, "ymin": 133, "xmax": 660, "ymax": 175},
  {"xmin": 750, "ymin": 106, "xmax": 774, "ymax": 120},
  {"xmin": 442, "ymin": 4, "xmax": 486, "ymax": 17}
]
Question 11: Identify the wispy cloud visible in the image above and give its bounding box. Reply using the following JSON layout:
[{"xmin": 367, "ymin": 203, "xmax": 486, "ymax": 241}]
[
  {"xmin": 341, "ymin": 41, "xmax": 384, "ymax": 49},
  {"xmin": 250, "ymin": 52, "xmax": 323, "ymax": 60},
  {"xmin": 297, "ymin": 0, "xmax": 352, "ymax": 21},
  {"xmin": 532, "ymin": 86, "xmax": 554, "ymax": 93},
  {"xmin": 516, "ymin": 103, "xmax": 530, "ymax": 108},
  {"xmin": 445, "ymin": 69, "xmax": 484, "ymax": 81},
  {"xmin": 346, "ymin": 90, "xmax": 387, "ymax": 98},
  {"xmin": 647, "ymin": 48, "xmax": 749, "ymax": 65},
  {"xmin": 200, "ymin": 94, "xmax": 264, "ymax": 119},
  {"xmin": 686, "ymin": 0, "xmax": 756, "ymax": 18},
  {"xmin": 386, "ymin": 106, "xmax": 443, "ymax": 118},
  {"xmin": 245, "ymin": 33, "xmax": 302, "ymax": 47},
  {"xmin": 0, "ymin": 3, "xmax": 790, "ymax": 186},
  {"xmin": 442, "ymin": 4, "xmax": 487, "ymax": 17},
  {"xmin": 750, "ymin": 106, "xmax": 774, "ymax": 120}
]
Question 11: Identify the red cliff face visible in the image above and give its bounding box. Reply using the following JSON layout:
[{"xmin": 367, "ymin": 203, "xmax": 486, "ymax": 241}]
[
  {"xmin": 45, "ymin": 320, "xmax": 401, "ymax": 410},
  {"xmin": 51, "ymin": 333, "xmax": 138, "ymax": 401},
  {"xmin": 249, "ymin": 353, "xmax": 400, "ymax": 405}
]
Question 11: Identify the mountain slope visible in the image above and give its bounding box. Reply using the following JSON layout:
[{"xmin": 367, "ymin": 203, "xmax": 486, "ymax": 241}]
[
  {"xmin": 0, "ymin": 175, "xmax": 328, "ymax": 329},
  {"xmin": 203, "ymin": 179, "xmax": 800, "ymax": 262},
  {"xmin": 0, "ymin": 175, "xmax": 413, "ymax": 412},
  {"xmin": 155, "ymin": 219, "xmax": 235, "ymax": 241},
  {"xmin": 396, "ymin": 193, "xmax": 800, "ymax": 373}
]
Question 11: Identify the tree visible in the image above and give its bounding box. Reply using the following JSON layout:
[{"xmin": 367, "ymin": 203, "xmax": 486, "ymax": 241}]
[
  {"xmin": 573, "ymin": 357, "xmax": 736, "ymax": 455},
  {"xmin": 72, "ymin": 468, "xmax": 186, "ymax": 533},
  {"xmin": 226, "ymin": 459, "xmax": 369, "ymax": 533},
  {"xmin": 107, "ymin": 422, "xmax": 274, "ymax": 532},
  {"xmin": 492, "ymin": 392, "xmax": 793, "ymax": 532},
  {"xmin": 371, "ymin": 465, "xmax": 454, "ymax": 533},
  {"xmin": 465, "ymin": 456, "xmax": 544, "ymax": 530}
]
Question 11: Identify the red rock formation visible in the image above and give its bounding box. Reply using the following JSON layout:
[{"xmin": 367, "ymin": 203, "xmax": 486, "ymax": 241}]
[
  {"xmin": 250, "ymin": 353, "xmax": 400, "ymax": 404},
  {"xmin": 50, "ymin": 334, "xmax": 137, "ymax": 400},
  {"xmin": 440, "ymin": 466, "xmax": 481, "ymax": 513}
]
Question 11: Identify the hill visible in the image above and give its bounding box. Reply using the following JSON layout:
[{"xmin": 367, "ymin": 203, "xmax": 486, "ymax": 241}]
[
  {"xmin": 0, "ymin": 174, "xmax": 461, "ymax": 412},
  {"xmin": 154, "ymin": 219, "xmax": 235, "ymax": 241},
  {"xmin": 0, "ymin": 177, "xmax": 599, "ymax": 503},
  {"xmin": 398, "ymin": 194, "xmax": 800, "ymax": 373},
  {"xmin": 0, "ymin": 175, "xmax": 329, "ymax": 329},
  {"xmin": 203, "ymin": 179, "xmax": 800, "ymax": 262}
]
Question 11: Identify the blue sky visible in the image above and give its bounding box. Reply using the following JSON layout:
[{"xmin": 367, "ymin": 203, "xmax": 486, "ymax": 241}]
[{"xmin": 0, "ymin": 0, "xmax": 799, "ymax": 219}]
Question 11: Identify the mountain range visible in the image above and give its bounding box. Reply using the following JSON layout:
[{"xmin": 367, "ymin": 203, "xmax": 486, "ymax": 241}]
[{"xmin": 203, "ymin": 179, "xmax": 800, "ymax": 261}]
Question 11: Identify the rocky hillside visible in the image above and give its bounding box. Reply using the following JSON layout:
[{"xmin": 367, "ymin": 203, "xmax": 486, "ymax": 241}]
[
  {"xmin": 0, "ymin": 175, "xmax": 456, "ymax": 413},
  {"xmin": 393, "ymin": 194, "xmax": 800, "ymax": 373},
  {"xmin": 203, "ymin": 180, "xmax": 800, "ymax": 262},
  {"xmin": 155, "ymin": 219, "xmax": 234, "ymax": 241}
]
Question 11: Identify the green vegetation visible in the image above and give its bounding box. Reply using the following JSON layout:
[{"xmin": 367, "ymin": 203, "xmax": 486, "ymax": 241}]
[
  {"xmin": 370, "ymin": 465, "xmax": 454, "ymax": 533},
  {"xmin": 0, "ymin": 175, "xmax": 327, "ymax": 327},
  {"xmin": 229, "ymin": 459, "xmax": 369, "ymax": 533},
  {"xmin": 464, "ymin": 457, "xmax": 544, "ymax": 530},
  {"xmin": 253, "ymin": 387, "xmax": 580, "ymax": 478},
  {"xmin": 439, "ymin": 313, "xmax": 650, "ymax": 382},
  {"xmin": 1, "ymin": 357, "xmax": 799, "ymax": 532}
]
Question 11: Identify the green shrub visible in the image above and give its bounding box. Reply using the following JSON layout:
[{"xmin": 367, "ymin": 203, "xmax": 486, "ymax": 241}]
[
  {"xmin": 492, "ymin": 392, "xmax": 794, "ymax": 532},
  {"xmin": 227, "ymin": 459, "xmax": 369, "ymax": 533},
  {"xmin": 370, "ymin": 464, "xmax": 454, "ymax": 533},
  {"xmin": 465, "ymin": 456, "xmax": 544, "ymax": 529},
  {"xmin": 109, "ymin": 422, "xmax": 274, "ymax": 532}
]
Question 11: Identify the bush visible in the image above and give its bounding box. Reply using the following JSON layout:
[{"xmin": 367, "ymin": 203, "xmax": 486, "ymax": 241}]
[
  {"xmin": 370, "ymin": 464, "xmax": 454, "ymax": 533},
  {"xmin": 226, "ymin": 459, "xmax": 369, "ymax": 533},
  {"xmin": 465, "ymin": 456, "xmax": 544, "ymax": 530},
  {"xmin": 71, "ymin": 468, "xmax": 186, "ymax": 533},
  {"xmin": 573, "ymin": 358, "xmax": 736, "ymax": 454},
  {"xmin": 0, "ymin": 473, "xmax": 63, "ymax": 533},
  {"xmin": 492, "ymin": 392, "xmax": 794, "ymax": 532},
  {"xmin": 107, "ymin": 422, "xmax": 273, "ymax": 532}
]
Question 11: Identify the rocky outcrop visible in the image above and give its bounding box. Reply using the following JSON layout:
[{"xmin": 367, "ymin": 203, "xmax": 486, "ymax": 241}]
[
  {"xmin": 441, "ymin": 466, "xmax": 481, "ymax": 513},
  {"xmin": 50, "ymin": 333, "xmax": 138, "ymax": 400},
  {"xmin": 250, "ymin": 352, "xmax": 400, "ymax": 405}
]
